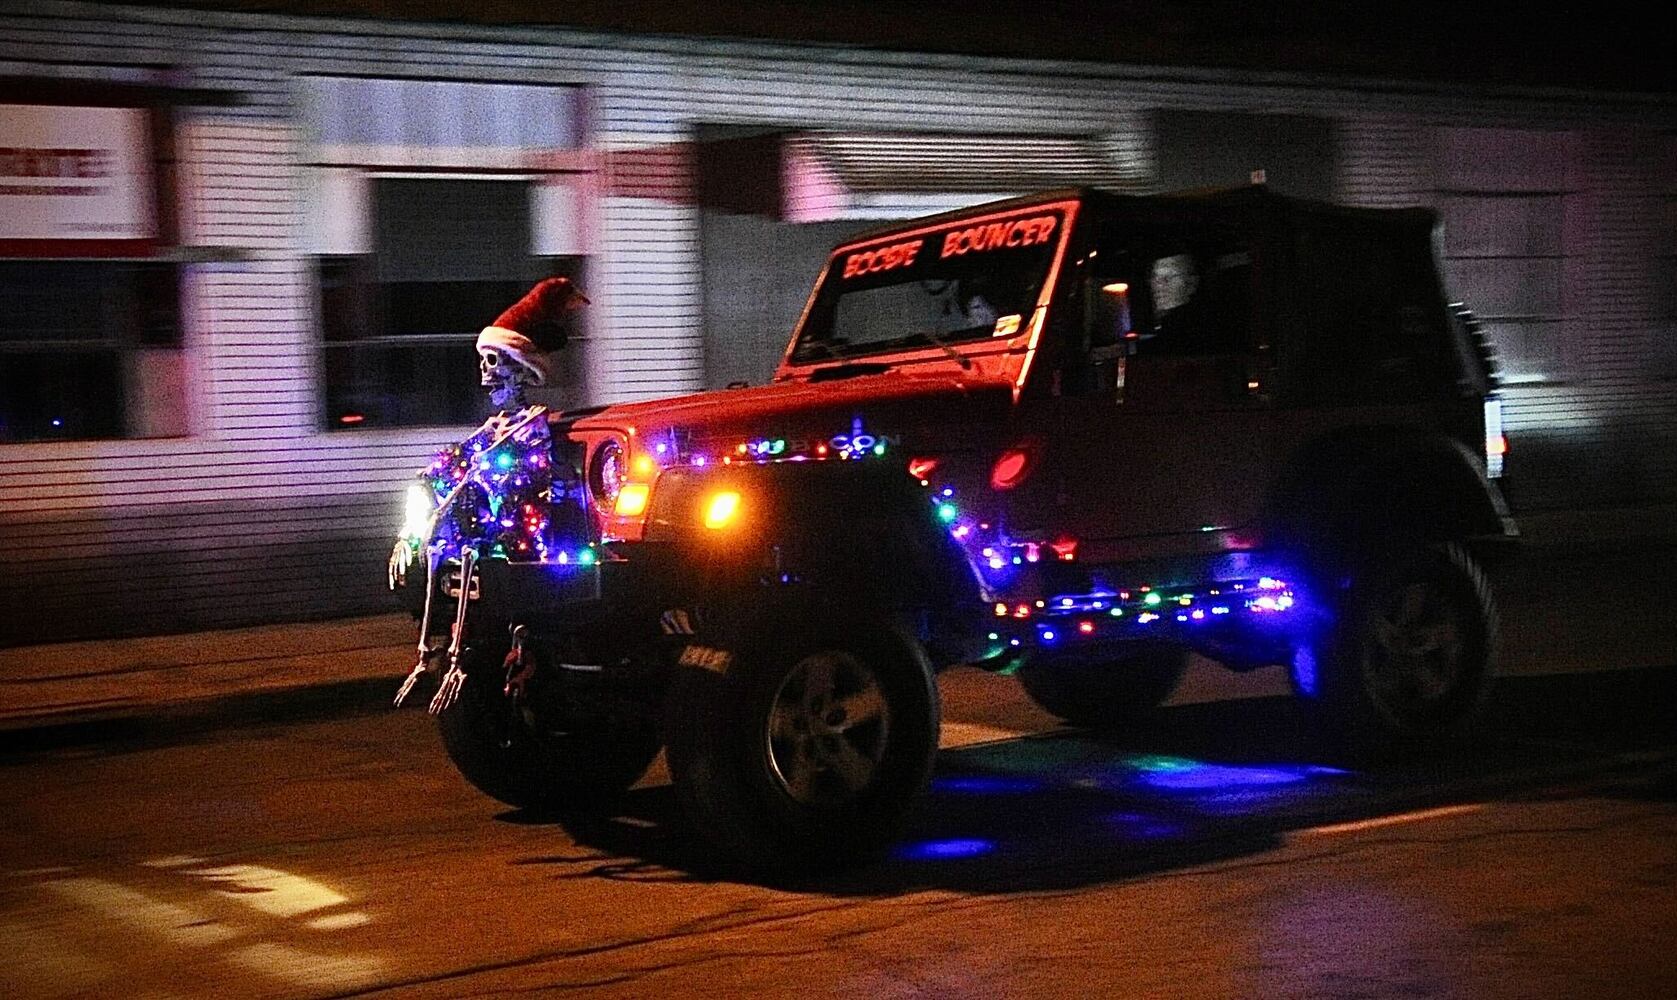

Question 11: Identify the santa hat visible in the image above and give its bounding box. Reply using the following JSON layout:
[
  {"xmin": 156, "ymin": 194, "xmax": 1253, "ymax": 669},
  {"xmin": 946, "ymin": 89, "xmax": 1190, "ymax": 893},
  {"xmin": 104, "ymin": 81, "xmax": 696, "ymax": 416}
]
[{"xmin": 476, "ymin": 277, "xmax": 589, "ymax": 385}]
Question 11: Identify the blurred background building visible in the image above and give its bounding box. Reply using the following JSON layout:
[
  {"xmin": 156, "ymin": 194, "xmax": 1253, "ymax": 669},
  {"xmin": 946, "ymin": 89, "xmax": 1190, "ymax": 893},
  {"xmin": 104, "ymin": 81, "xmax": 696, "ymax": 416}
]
[{"xmin": 1, "ymin": 1, "xmax": 1673, "ymax": 643}]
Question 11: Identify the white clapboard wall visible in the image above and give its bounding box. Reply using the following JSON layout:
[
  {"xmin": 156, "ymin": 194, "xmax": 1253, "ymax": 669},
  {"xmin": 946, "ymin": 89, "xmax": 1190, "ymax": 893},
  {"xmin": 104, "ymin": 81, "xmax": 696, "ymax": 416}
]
[{"xmin": 0, "ymin": 0, "xmax": 1673, "ymax": 642}]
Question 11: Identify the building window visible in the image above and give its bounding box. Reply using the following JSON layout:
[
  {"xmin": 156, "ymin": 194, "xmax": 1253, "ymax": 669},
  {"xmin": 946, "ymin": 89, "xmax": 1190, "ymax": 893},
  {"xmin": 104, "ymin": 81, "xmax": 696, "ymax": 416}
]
[
  {"xmin": 320, "ymin": 177, "xmax": 584, "ymax": 429},
  {"xmin": 1436, "ymin": 128, "xmax": 1573, "ymax": 383},
  {"xmin": 0, "ymin": 260, "xmax": 183, "ymax": 442},
  {"xmin": 301, "ymin": 75, "xmax": 590, "ymax": 429}
]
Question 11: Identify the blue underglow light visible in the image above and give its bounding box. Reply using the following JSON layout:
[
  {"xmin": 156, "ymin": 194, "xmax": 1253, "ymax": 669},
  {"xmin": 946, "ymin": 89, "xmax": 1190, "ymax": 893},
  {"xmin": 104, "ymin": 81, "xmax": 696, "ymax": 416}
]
[
  {"xmin": 1104, "ymin": 811, "xmax": 1188, "ymax": 840},
  {"xmin": 1041, "ymin": 629, "xmax": 1057, "ymax": 642},
  {"xmin": 932, "ymin": 776, "xmax": 1043, "ymax": 795},
  {"xmin": 1126, "ymin": 754, "xmax": 1340, "ymax": 791},
  {"xmin": 1291, "ymin": 644, "xmax": 1318, "ymax": 696},
  {"xmin": 896, "ymin": 837, "xmax": 996, "ymax": 861}
]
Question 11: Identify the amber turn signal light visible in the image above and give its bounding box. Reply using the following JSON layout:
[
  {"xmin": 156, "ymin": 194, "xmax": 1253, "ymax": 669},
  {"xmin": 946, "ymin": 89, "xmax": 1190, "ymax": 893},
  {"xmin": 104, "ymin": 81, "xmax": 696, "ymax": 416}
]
[
  {"xmin": 703, "ymin": 490, "xmax": 742, "ymax": 529},
  {"xmin": 614, "ymin": 483, "xmax": 650, "ymax": 517}
]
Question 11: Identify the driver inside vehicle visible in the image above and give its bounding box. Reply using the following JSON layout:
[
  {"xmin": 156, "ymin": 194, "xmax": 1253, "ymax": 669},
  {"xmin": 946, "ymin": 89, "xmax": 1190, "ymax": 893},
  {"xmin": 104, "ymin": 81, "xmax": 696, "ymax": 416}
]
[{"xmin": 1147, "ymin": 252, "xmax": 1209, "ymax": 354}]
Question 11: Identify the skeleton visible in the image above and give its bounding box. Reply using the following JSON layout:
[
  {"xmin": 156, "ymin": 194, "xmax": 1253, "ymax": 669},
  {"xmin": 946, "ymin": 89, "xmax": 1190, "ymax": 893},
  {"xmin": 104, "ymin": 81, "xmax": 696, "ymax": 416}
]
[
  {"xmin": 392, "ymin": 277, "xmax": 586, "ymax": 713},
  {"xmin": 392, "ymin": 405, "xmax": 551, "ymax": 713}
]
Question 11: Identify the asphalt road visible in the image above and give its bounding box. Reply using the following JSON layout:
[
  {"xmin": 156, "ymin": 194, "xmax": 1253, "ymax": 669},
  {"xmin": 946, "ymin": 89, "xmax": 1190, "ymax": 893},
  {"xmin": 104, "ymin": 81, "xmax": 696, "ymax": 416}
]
[{"xmin": 2, "ymin": 665, "xmax": 1674, "ymax": 999}]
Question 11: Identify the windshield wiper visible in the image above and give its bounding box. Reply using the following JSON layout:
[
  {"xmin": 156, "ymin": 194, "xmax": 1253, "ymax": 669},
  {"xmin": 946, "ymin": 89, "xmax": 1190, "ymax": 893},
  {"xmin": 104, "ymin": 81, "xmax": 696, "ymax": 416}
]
[{"xmin": 913, "ymin": 330, "xmax": 973, "ymax": 370}]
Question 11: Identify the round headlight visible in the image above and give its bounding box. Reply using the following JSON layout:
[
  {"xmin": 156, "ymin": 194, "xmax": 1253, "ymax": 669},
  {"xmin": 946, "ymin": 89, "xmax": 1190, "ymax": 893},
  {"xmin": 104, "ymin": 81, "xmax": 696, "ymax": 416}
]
[{"xmin": 589, "ymin": 440, "xmax": 625, "ymax": 508}]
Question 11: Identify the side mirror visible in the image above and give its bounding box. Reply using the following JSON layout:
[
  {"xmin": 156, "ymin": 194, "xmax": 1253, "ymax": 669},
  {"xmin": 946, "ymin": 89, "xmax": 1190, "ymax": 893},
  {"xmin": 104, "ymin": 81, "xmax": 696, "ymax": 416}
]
[{"xmin": 1093, "ymin": 281, "xmax": 1134, "ymax": 346}]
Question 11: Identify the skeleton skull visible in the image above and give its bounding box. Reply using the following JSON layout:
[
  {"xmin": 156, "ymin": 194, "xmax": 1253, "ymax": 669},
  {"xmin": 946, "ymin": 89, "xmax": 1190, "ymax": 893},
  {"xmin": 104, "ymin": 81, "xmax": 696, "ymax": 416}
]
[{"xmin": 479, "ymin": 348, "xmax": 533, "ymax": 409}]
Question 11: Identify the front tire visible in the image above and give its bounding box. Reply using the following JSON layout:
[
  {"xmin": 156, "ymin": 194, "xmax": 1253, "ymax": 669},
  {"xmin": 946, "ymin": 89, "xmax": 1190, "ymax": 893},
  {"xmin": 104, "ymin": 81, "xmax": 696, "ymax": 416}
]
[
  {"xmin": 662, "ymin": 620, "xmax": 940, "ymax": 875},
  {"xmin": 1293, "ymin": 541, "xmax": 1496, "ymax": 761},
  {"xmin": 437, "ymin": 649, "xmax": 661, "ymax": 811},
  {"xmin": 1017, "ymin": 643, "xmax": 1189, "ymax": 729}
]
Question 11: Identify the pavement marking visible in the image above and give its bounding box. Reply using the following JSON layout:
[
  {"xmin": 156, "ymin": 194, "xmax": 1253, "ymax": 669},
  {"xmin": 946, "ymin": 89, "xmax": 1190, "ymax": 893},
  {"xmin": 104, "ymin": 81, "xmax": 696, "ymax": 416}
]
[
  {"xmin": 1300, "ymin": 803, "xmax": 1483, "ymax": 836},
  {"xmin": 182, "ymin": 864, "xmax": 350, "ymax": 918},
  {"xmin": 46, "ymin": 877, "xmax": 238, "ymax": 946}
]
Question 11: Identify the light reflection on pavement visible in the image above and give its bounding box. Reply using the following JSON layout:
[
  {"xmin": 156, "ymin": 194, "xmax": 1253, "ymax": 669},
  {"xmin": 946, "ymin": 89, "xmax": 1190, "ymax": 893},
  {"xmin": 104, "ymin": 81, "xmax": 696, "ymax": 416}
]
[{"xmin": 0, "ymin": 665, "xmax": 1673, "ymax": 998}]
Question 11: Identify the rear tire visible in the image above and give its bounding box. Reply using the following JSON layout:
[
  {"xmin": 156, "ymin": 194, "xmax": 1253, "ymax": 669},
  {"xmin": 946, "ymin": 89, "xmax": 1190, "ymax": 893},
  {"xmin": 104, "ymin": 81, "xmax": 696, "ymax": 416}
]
[
  {"xmin": 438, "ymin": 649, "xmax": 661, "ymax": 811},
  {"xmin": 1292, "ymin": 541, "xmax": 1496, "ymax": 762},
  {"xmin": 662, "ymin": 619, "xmax": 940, "ymax": 875},
  {"xmin": 1017, "ymin": 643, "xmax": 1189, "ymax": 728}
]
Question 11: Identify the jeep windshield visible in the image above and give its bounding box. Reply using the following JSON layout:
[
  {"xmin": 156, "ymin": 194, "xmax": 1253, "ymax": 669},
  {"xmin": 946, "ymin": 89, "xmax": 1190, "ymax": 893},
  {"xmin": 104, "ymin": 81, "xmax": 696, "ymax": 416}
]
[{"xmin": 790, "ymin": 206, "xmax": 1071, "ymax": 365}]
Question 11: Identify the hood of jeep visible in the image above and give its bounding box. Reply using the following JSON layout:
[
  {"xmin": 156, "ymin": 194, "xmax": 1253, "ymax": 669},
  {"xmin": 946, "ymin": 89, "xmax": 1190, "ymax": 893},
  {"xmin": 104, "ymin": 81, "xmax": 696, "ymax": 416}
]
[{"xmin": 565, "ymin": 370, "xmax": 1016, "ymax": 455}]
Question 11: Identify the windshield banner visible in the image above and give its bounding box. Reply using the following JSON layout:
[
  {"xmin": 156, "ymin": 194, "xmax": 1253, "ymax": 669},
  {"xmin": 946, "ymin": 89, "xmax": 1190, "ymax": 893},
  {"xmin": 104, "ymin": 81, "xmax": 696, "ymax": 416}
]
[{"xmin": 838, "ymin": 208, "xmax": 1063, "ymax": 281}]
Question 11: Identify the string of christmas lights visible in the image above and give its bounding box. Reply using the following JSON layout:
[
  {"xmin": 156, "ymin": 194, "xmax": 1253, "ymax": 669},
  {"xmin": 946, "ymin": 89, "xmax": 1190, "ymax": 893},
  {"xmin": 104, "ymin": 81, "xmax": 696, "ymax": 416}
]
[{"xmin": 406, "ymin": 406, "xmax": 596, "ymax": 569}]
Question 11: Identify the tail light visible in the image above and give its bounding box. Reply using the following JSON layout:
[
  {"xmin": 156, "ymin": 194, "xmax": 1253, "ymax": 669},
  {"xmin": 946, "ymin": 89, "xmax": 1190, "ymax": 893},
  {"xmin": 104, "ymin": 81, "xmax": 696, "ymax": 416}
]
[{"xmin": 1483, "ymin": 398, "xmax": 1506, "ymax": 479}]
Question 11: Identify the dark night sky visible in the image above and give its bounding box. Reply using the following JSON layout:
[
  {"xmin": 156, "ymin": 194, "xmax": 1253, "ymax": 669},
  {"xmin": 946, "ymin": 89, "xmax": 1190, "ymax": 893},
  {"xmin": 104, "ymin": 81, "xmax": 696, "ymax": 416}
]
[{"xmin": 103, "ymin": 1, "xmax": 1675, "ymax": 95}]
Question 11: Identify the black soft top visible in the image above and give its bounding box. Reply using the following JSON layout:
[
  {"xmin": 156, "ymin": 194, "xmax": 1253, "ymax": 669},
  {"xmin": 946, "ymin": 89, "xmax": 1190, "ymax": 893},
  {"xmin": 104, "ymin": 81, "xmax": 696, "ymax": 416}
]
[{"xmin": 835, "ymin": 186, "xmax": 1438, "ymax": 251}]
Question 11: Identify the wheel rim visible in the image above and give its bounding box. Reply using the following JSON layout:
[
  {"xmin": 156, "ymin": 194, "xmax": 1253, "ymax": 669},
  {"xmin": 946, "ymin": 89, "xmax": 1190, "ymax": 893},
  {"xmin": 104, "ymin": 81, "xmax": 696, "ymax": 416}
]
[
  {"xmin": 1363, "ymin": 574, "xmax": 1468, "ymax": 721},
  {"xmin": 765, "ymin": 650, "xmax": 891, "ymax": 808}
]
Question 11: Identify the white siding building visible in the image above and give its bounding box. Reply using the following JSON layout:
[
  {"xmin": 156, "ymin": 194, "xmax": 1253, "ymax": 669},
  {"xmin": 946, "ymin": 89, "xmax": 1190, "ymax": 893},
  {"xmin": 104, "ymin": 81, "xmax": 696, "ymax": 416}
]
[{"xmin": 1, "ymin": 1, "xmax": 1673, "ymax": 642}]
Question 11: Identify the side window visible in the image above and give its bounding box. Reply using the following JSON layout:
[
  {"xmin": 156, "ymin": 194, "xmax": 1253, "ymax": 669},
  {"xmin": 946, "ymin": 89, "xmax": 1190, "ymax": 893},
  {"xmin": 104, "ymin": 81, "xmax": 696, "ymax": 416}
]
[
  {"xmin": 1293, "ymin": 222, "xmax": 1456, "ymax": 404},
  {"xmin": 1140, "ymin": 247, "xmax": 1253, "ymax": 359},
  {"xmin": 1062, "ymin": 234, "xmax": 1256, "ymax": 407}
]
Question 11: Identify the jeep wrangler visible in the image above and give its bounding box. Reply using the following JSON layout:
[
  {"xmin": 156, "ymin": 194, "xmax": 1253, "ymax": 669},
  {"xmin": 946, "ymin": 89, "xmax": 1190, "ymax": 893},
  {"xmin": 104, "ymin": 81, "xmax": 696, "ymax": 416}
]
[{"xmin": 389, "ymin": 186, "xmax": 1516, "ymax": 873}]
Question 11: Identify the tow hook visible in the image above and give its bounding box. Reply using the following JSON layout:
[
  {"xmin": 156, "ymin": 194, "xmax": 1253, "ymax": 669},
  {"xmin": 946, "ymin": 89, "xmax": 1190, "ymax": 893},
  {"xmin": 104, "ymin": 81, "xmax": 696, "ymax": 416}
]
[{"xmin": 503, "ymin": 625, "xmax": 536, "ymax": 701}]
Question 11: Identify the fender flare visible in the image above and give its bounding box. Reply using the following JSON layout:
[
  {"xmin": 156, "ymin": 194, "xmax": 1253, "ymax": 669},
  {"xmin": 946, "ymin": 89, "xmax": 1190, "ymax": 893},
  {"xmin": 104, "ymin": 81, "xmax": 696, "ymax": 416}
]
[{"xmin": 1264, "ymin": 426, "xmax": 1516, "ymax": 557}]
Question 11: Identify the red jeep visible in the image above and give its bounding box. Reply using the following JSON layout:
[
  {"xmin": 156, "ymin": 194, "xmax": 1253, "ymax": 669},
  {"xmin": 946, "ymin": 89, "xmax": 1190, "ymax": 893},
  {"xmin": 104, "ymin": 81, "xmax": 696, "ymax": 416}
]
[{"xmin": 390, "ymin": 187, "xmax": 1515, "ymax": 872}]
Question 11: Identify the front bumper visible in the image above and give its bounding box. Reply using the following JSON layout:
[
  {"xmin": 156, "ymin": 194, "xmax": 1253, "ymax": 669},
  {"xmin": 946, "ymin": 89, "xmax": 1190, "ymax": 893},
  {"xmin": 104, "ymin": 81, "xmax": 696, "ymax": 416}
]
[{"xmin": 391, "ymin": 540, "xmax": 606, "ymax": 622}]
